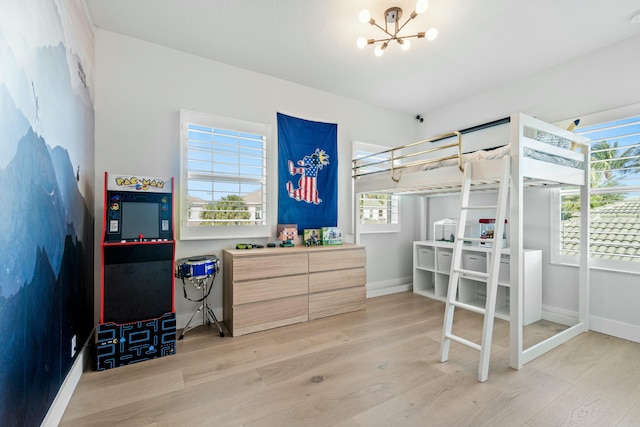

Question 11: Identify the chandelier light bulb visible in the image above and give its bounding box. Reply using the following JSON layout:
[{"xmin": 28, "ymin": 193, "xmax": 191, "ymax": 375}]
[
  {"xmin": 415, "ymin": 0, "xmax": 429, "ymax": 14},
  {"xmin": 359, "ymin": 9, "xmax": 371, "ymax": 24},
  {"xmin": 358, "ymin": 3, "xmax": 436, "ymax": 56}
]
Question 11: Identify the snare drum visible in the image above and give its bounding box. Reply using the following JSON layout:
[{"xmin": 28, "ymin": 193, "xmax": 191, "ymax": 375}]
[{"xmin": 176, "ymin": 256, "xmax": 219, "ymax": 279}]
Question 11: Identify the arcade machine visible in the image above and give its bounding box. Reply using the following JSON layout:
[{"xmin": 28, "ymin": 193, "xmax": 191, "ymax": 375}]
[{"xmin": 96, "ymin": 172, "xmax": 176, "ymax": 370}]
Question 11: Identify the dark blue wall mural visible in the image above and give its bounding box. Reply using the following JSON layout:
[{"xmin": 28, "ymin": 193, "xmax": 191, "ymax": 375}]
[{"xmin": 0, "ymin": 1, "xmax": 95, "ymax": 425}]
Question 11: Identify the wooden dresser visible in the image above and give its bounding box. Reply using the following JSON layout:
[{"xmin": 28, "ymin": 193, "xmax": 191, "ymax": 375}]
[{"xmin": 223, "ymin": 244, "xmax": 366, "ymax": 336}]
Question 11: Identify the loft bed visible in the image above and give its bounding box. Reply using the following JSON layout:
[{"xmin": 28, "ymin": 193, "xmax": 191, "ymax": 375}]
[{"xmin": 352, "ymin": 112, "xmax": 591, "ymax": 373}]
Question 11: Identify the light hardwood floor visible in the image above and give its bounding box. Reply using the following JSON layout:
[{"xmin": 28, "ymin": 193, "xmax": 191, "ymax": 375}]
[{"xmin": 61, "ymin": 292, "xmax": 640, "ymax": 426}]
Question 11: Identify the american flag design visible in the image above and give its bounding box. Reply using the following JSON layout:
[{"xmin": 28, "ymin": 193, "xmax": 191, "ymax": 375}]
[
  {"xmin": 277, "ymin": 113, "xmax": 337, "ymax": 231},
  {"xmin": 287, "ymin": 148, "xmax": 329, "ymax": 205}
]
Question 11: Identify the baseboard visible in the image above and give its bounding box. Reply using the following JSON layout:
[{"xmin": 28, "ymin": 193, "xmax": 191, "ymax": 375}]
[
  {"xmin": 539, "ymin": 304, "xmax": 640, "ymax": 344},
  {"xmin": 542, "ymin": 304, "xmax": 578, "ymax": 327},
  {"xmin": 41, "ymin": 340, "xmax": 90, "ymax": 426},
  {"xmin": 367, "ymin": 284, "xmax": 412, "ymax": 298},
  {"xmin": 367, "ymin": 277, "xmax": 412, "ymax": 298},
  {"xmin": 589, "ymin": 314, "xmax": 640, "ymax": 344},
  {"xmin": 177, "ymin": 307, "xmax": 223, "ymax": 330}
]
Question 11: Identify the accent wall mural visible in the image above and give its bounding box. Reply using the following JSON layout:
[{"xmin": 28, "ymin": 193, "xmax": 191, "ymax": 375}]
[{"xmin": 0, "ymin": 0, "xmax": 95, "ymax": 425}]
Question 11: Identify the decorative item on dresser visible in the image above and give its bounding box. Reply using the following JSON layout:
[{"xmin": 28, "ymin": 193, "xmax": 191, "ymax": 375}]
[{"xmin": 223, "ymin": 244, "xmax": 366, "ymax": 336}]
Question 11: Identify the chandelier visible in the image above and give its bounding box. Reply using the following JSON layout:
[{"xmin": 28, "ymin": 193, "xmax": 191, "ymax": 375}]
[{"xmin": 357, "ymin": 0, "xmax": 437, "ymax": 56}]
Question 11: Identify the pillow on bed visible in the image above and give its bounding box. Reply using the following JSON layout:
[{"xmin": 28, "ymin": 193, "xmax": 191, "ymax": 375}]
[{"xmin": 534, "ymin": 132, "xmax": 572, "ymax": 150}]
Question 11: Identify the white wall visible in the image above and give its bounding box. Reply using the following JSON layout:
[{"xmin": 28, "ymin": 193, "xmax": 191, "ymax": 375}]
[
  {"xmin": 418, "ymin": 33, "xmax": 640, "ymax": 342},
  {"xmin": 418, "ymin": 34, "xmax": 640, "ymax": 137},
  {"xmin": 360, "ymin": 196, "xmax": 421, "ymax": 297},
  {"xmin": 93, "ymin": 29, "xmax": 420, "ymax": 328}
]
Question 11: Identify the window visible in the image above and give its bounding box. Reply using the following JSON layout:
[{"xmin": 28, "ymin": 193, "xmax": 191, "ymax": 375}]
[
  {"xmin": 359, "ymin": 193, "xmax": 399, "ymax": 225},
  {"xmin": 179, "ymin": 110, "xmax": 272, "ymax": 240},
  {"xmin": 553, "ymin": 113, "xmax": 640, "ymax": 272},
  {"xmin": 353, "ymin": 141, "xmax": 401, "ymax": 233}
]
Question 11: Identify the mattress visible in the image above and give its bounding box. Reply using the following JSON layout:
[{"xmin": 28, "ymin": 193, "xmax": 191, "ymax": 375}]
[{"xmin": 399, "ymin": 143, "xmax": 580, "ymax": 175}]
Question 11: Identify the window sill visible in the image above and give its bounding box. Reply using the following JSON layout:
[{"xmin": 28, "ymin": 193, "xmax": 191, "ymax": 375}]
[{"xmin": 549, "ymin": 258, "xmax": 640, "ymax": 276}]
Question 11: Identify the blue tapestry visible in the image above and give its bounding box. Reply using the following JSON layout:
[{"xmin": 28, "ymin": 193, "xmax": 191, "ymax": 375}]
[{"xmin": 277, "ymin": 113, "xmax": 338, "ymax": 231}]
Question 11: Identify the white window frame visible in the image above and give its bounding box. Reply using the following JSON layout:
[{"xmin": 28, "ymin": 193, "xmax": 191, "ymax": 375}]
[
  {"xmin": 359, "ymin": 192, "xmax": 401, "ymax": 234},
  {"xmin": 352, "ymin": 140, "xmax": 401, "ymax": 234},
  {"xmin": 550, "ymin": 103, "xmax": 640, "ymax": 274},
  {"xmin": 179, "ymin": 110, "xmax": 273, "ymax": 240}
]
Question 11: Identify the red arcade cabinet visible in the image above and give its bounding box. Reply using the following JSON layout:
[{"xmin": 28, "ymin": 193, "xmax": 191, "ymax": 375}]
[{"xmin": 96, "ymin": 172, "xmax": 176, "ymax": 370}]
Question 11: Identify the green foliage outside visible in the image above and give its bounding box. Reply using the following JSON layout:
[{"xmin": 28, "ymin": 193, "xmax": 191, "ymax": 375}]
[
  {"xmin": 562, "ymin": 140, "xmax": 640, "ymax": 219},
  {"xmin": 200, "ymin": 194, "xmax": 250, "ymax": 225}
]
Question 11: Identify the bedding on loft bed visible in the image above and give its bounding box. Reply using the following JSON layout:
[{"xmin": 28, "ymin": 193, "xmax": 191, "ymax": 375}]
[
  {"xmin": 400, "ymin": 141, "xmax": 580, "ymax": 175},
  {"xmin": 352, "ymin": 113, "xmax": 590, "ymax": 193}
]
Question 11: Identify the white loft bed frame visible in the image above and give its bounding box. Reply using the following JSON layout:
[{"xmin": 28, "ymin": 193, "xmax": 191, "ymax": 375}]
[{"xmin": 352, "ymin": 112, "xmax": 591, "ymax": 371}]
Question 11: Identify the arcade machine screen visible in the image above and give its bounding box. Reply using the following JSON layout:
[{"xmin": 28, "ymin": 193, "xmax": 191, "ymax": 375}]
[{"xmin": 120, "ymin": 202, "xmax": 160, "ymax": 240}]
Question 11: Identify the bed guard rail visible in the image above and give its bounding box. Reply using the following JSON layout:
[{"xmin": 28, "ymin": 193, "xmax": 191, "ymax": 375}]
[{"xmin": 352, "ymin": 131, "xmax": 463, "ymax": 183}]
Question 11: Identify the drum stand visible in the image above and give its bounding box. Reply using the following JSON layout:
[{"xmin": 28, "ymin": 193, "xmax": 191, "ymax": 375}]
[{"xmin": 178, "ymin": 274, "xmax": 224, "ymax": 340}]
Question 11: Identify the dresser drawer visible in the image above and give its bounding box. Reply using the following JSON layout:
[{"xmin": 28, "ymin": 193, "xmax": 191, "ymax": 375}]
[
  {"xmin": 232, "ymin": 252, "xmax": 308, "ymax": 281},
  {"xmin": 309, "ymin": 268, "xmax": 365, "ymax": 293},
  {"xmin": 309, "ymin": 287, "xmax": 366, "ymax": 320},
  {"xmin": 234, "ymin": 274, "xmax": 308, "ymax": 305},
  {"xmin": 308, "ymin": 248, "xmax": 366, "ymax": 273},
  {"xmin": 232, "ymin": 295, "xmax": 309, "ymax": 336}
]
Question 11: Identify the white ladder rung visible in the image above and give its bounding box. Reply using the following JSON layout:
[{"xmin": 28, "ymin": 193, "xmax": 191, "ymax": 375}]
[
  {"xmin": 452, "ymin": 300, "xmax": 487, "ymax": 315},
  {"xmin": 461, "ymin": 205, "xmax": 497, "ymax": 210},
  {"xmin": 453, "ymin": 268, "xmax": 490, "ymax": 280},
  {"xmin": 445, "ymin": 333, "xmax": 482, "ymax": 352}
]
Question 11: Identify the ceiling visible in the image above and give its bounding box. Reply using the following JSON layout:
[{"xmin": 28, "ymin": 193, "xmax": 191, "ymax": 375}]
[{"xmin": 85, "ymin": 0, "xmax": 640, "ymax": 116}]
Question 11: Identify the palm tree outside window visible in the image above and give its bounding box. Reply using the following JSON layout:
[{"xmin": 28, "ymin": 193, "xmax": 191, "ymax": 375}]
[{"xmin": 559, "ymin": 115, "xmax": 640, "ymax": 267}]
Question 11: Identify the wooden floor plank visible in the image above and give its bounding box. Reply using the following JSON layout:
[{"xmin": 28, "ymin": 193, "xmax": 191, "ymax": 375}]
[
  {"xmin": 246, "ymin": 339, "xmax": 445, "ymax": 426},
  {"xmin": 61, "ymin": 368, "xmax": 185, "ymax": 422},
  {"xmin": 524, "ymin": 380, "xmax": 639, "ymax": 427},
  {"xmin": 350, "ymin": 366, "xmax": 570, "ymax": 427},
  {"xmin": 526, "ymin": 330, "xmax": 626, "ymax": 384},
  {"xmin": 60, "ymin": 292, "xmax": 640, "ymax": 427},
  {"xmin": 618, "ymin": 398, "xmax": 640, "ymax": 426}
]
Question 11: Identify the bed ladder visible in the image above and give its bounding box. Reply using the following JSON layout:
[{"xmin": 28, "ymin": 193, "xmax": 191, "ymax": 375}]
[{"xmin": 439, "ymin": 156, "xmax": 510, "ymax": 382}]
